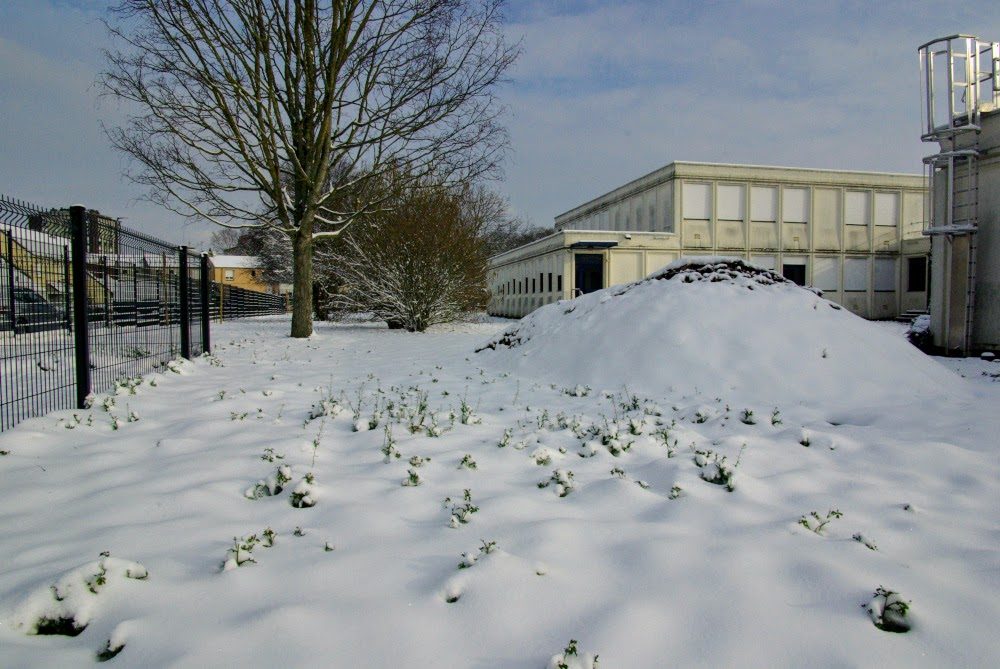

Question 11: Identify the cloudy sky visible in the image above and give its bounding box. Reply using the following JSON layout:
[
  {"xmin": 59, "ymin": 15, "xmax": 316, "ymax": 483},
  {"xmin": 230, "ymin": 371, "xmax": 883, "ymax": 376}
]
[{"xmin": 1, "ymin": 1, "xmax": 998, "ymax": 244}]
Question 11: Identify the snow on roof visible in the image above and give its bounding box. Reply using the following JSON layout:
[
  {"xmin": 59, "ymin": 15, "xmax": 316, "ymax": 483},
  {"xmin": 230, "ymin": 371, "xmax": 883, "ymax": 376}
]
[
  {"xmin": 209, "ymin": 255, "xmax": 261, "ymax": 269},
  {"xmin": 478, "ymin": 257, "xmax": 962, "ymax": 409}
]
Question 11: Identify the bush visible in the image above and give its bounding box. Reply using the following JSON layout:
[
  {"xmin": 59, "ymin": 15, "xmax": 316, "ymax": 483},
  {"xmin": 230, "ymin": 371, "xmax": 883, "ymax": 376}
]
[{"xmin": 321, "ymin": 180, "xmax": 490, "ymax": 332}]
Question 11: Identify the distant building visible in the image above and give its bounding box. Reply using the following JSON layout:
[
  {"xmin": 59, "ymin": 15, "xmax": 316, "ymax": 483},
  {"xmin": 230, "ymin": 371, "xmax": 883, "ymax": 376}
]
[
  {"xmin": 208, "ymin": 255, "xmax": 280, "ymax": 295},
  {"xmin": 488, "ymin": 162, "xmax": 929, "ymax": 320}
]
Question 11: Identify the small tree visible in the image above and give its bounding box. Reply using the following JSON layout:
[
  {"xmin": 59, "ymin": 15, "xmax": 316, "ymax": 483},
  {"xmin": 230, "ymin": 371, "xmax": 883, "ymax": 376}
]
[{"xmin": 322, "ymin": 180, "xmax": 489, "ymax": 331}]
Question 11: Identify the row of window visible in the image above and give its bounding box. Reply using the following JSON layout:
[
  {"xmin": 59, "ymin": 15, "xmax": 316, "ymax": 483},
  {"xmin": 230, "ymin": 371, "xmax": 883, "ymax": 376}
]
[
  {"xmin": 773, "ymin": 256, "xmax": 927, "ymax": 292},
  {"xmin": 566, "ymin": 183, "xmax": 916, "ymax": 233},
  {"xmin": 682, "ymin": 183, "xmax": 904, "ymax": 226},
  {"xmin": 497, "ymin": 272, "xmax": 563, "ymax": 296}
]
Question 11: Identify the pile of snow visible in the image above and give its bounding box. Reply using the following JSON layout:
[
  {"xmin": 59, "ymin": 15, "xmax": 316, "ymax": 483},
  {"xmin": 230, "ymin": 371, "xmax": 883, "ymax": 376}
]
[{"xmin": 479, "ymin": 258, "xmax": 962, "ymax": 409}]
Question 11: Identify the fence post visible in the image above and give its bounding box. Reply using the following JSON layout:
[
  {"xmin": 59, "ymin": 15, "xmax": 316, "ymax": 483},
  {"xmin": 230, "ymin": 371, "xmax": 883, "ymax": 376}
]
[
  {"xmin": 5, "ymin": 231, "xmax": 15, "ymax": 332},
  {"xmin": 178, "ymin": 246, "xmax": 191, "ymax": 359},
  {"xmin": 200, "ymin": 254, "xmax": 211, "ymax": 354},
  {"xmin": 63, "ymin": 245, "xmax": 71, "ymax": 331},
  {"xmin": 70, "ymin": 206, "xmax": 91, "ymax": 408}
]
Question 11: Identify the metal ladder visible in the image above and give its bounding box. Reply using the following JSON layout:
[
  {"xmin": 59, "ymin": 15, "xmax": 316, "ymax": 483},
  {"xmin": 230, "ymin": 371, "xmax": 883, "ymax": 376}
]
[{"xmin": 919, "ymin": 35, "xmax": 999, "ymax": 353}]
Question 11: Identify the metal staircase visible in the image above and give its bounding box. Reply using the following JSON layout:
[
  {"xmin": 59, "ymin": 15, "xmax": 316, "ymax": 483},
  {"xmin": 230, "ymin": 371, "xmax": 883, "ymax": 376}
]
[{"xmin": 919, "ymin": 35, "xmax": 999, "ymax": 353}]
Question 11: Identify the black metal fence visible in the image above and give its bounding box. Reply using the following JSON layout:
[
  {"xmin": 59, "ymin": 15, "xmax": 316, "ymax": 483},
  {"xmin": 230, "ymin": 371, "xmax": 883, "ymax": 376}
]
[{"xmin": 0, "ymin": 195, "xmax": 287, "ymax": 432}]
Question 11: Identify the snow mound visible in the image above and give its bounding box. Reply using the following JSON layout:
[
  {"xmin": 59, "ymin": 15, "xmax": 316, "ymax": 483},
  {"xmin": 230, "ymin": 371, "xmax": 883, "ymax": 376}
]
[{"xmin": 478, "ymin": 258, "xmax": 962, "ymax": 408}]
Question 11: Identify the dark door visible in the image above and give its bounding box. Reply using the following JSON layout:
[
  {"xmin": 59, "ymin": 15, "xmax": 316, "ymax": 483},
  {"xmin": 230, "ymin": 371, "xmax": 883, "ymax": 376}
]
[
  {"xmin": 574, "ymin": 254, "xmax": 604, "ymax": 295},
  {"xmin": 782, "ymin": 263, "xmax": 806, "ymax": 286}
]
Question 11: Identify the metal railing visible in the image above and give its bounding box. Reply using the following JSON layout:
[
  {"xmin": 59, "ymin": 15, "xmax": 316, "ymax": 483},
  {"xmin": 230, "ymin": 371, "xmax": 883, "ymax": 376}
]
[{"xmin": 0, "ymin": 195, "xmax": 287, "ymax": 431}]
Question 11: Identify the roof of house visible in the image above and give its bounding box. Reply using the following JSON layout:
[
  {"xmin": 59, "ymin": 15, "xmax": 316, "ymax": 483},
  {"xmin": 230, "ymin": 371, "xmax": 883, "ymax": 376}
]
[{"xmin": 209, "ymin": 255, "xmax": 261, "ymax": 269}]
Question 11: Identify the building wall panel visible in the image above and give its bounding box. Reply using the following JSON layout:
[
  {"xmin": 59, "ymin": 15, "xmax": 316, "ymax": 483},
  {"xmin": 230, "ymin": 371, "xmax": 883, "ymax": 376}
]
[
  {"xmin": 610, "ymin": 250, "xmax": 643, "ymax": 285},
  {"xmin": 813, "ymin": 187, "xmax": 842, "ymax": 251},
  {"xmin": 750, "ymin": 221, "xmax": 778, "ymax": 249},
  {"xmin": 717, "ymin": 220, "xmax": 746, "ymax": 249},
  {"xmin": 682, "ymin": 220, "xmax": 712, "ymax": 248},
  {"xmin": 782, "ymin": 222, "xmax": 808, "ymax": 251}
]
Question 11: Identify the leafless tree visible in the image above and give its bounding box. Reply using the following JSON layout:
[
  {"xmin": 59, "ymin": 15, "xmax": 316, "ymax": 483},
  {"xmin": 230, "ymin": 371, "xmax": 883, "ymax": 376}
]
[
  {"xmin": 320, "ymin": 178, "xmax": 489, "ymax": 331},
  {"xmin": 102, "ymin": 0, "xmax": 519, "ymax": 337}
]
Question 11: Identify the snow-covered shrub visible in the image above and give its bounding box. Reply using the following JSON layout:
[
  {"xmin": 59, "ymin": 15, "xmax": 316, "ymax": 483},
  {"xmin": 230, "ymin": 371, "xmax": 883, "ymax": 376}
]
[
  {"xmin": 222, "ymin": 533, "xmax": 269, "ymax": 570},
  {"xmin": 770, "ymin": 408, "xmax": 782, "ymax": 426},
  {"xmin": 538, "ymin": 469, "xmax": 575, "ymax": 497},
  {"xmin": 290, "ymin": 473, "xmax": 318, "ymax": 508},
  {"xmin": 739, "ymin": 409, "xmax": 756, "ymax": 425},
  {"xmin": 693, "ymin": 447, "xmax": 744, "ymax": 492},
  {"xmin": 244, "ymin": 465, "xmax": 292, "ymax": 499},
  {"xmin": 548, "ymin": 639, "xmax": 600, "ymax": 669},
  {"xmin": 853, "ymin": 533, "xmax": 878, "ymax": 551},
  {"xmin": 444, "ymin": 489, "xmax": 479, "ymax": 527},
  {"xmin": 798, "ymin": 509, "xmax": 843, "ymax": 535},
  {"xmin": 381, "ymin": 426, "xmax": 401, "ymax": 462},
  {"xmin": 12, "ymin": 554, "xmax": 149, "ymax": 637},
  {"xmin": 497, "ymin": 428, "xmax": 513, "ymax": 448},
  {"xmin": 906, "ymin": 314, "xmax": 932, "ymax": 351},
  {"xmin": 458, "ymin": 454, "xmax": 477, "ymax": 470},
  {"xmin": 308, "ymin": 396, "xmax": 344, "ymax": 421},
  {"xmin": 669, "ymin": 485, "xmax": 683, "ymax": 500},
  {"xmin": 610, "ymin": 466, "xmax": 626, "ymax": 479},
  {"xmin": 401, "ymin": 469, "xmax": 422, "ymax": 487},
  {"xmin": 563, "ymin": 385, "xmax": 591, "ymax": 397},
  {"xmin": 260, "ymin": 447, "xmax": 284, "ymax": 463},
  {"xmin": 408, "ymin": 455, "xmax": 429, "ymax": 468},
  {"xmin": 459, "ymin": 397, "xmax": 481, "ymax": 425},
  {"xmin": 864, "ymin": 587, "xmax": 911, "ymax": 633}
]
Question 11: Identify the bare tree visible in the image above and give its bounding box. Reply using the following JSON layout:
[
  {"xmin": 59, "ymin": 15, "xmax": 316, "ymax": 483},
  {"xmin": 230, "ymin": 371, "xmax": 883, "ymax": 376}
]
[
  {"xmin": 320, "ymin": 178, "xmax": 489, "ymax": 331},
  {"xmin": 102, "ymin": 0, "xmax": 519, "ymax": 337}
]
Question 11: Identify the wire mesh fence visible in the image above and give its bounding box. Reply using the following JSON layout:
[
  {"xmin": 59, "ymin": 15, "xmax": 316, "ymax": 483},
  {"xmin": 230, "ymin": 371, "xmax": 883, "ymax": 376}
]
[{"xmin": 0, "ymin": 194, "xmax": 287, "ymax": 432}]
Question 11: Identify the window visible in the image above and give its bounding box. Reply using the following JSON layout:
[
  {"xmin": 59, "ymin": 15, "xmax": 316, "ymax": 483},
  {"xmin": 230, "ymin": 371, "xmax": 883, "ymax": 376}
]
[
  {"xmin": 813, "ymin": 257, "xmax": 839, "ymax": 292},
  {"xmin": 539, "ymin": 273, "xmax": 544, "ymax": 292},
  {"xmin": 557, "ymin": 275, "xmax": 563, "ymax": 292},
  {"xmin": 874, "ymin": 193, "xmax": 899, "ymax": 227},
  {"xmin": 752, "ymin": 255, "xmax": 776, "ymax": 270},
  {"xmin": 532, "ymin": 278, "xmax": 536, "ymax": 293},
  {"xmin": 782, "ymin": 263, "xmax": 807, "ymax": 286},
  {"xmin": 844, "ymin": 258, "xmax": 869, "ymax": 291},
  {"xmin": 782, "ymin": 188, "xmax": 809, "ymax": 223},
  {"xmin": 548, "ymin": 273, "xmax": 552, "ymax": 292},
  {"xmin": 874, "ymin": 258, "xmax": 896, "ymax": 292},
  {"xmin": 682, "ymin": 183, "xmax": 712, "ymax": 220},
  {"xmin": 224, "ymin": 269, "xmax": 235, "ymax": 281},
  {"xmin": 750, "ymin": 186, "xmax": 778, "ymax": 222},
  {"xmin": 845, "ymin": 191, "xmax": 870, "ymax": 226},
  {"xmin": 907, "ymin": 257, "xmax": 927, "ymax": 292},
  {"xmin": 717, "ymin": 184, "xmax": 745, "ymax": 221}
]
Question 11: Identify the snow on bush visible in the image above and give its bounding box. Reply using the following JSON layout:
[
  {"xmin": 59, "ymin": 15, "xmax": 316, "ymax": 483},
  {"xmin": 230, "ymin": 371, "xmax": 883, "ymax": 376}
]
[
  {"xmin": 478, "ymin": 257, "xmax": 962, "ymax": 408},
  {"xmin": 10, "ymin": 555, "xmax": 148, "ymax": 637}
]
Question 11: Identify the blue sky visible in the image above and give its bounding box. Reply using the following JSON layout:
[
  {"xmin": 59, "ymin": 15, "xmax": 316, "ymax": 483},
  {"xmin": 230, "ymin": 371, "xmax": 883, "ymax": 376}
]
[{"xmin": 1, "ymin": 1, "xmax": 998, "ymax": 243}]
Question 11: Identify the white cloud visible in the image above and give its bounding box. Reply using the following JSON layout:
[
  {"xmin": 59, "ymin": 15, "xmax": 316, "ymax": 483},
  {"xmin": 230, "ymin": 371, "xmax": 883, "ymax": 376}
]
[{"xmin": 497, "ymin": 1, "xmax": 1000, "ymax": 227}]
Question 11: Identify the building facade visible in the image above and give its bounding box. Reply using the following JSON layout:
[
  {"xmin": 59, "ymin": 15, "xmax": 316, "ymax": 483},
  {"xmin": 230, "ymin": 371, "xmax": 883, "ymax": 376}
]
[
  {"xmin": 208, "ymin": 255, "xmax": 280, "ymax": 295},
  {"xmin": 488, "ymin": 162, "xmax": 929, "ymax": 320}
]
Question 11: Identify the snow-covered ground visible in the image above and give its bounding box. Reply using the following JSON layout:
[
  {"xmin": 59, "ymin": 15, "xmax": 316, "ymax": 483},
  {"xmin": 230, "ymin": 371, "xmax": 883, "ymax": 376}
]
[{"xmin": 1, "ymin": 273, "xmax": 998, "ymax": 667}]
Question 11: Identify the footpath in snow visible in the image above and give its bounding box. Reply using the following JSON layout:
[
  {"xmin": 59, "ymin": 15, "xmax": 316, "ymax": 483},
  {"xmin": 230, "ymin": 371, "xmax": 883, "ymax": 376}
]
[{"xmin": 1, "ymin": 262, "xmax": 998, "ymax": 667}]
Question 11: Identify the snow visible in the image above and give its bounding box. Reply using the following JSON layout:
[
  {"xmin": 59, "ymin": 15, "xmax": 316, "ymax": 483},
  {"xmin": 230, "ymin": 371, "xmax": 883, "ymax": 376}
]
[
  {"xmin": 0, "ymin": 305, "xmax": 997, "ymax": 667},
  {"xmin": 478, "ymin": 258, "xmax": 963, "ymax": 410}
]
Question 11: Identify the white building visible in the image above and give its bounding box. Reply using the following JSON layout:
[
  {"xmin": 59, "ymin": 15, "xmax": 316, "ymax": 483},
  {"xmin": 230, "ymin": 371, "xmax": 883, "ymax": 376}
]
[
  {"xmin": 919, "ymin": 35, "xmax": 1000, "ymax": 353},
  {"xmin": 489, "ymin": 162, "xmax": 929, "ymax": 319}
]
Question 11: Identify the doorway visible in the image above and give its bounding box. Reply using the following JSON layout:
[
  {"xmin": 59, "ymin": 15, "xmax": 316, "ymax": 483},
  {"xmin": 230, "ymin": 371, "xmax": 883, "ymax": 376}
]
[{"xmin": 574, "ymin": 254, "xmax": 604, "ymax": 295}]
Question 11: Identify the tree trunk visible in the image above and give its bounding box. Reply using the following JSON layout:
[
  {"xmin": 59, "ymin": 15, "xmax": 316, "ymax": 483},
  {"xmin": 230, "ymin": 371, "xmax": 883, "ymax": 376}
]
[{"xmin": 290, "ymin": 228, "xmax": 313, "ymax": 338}]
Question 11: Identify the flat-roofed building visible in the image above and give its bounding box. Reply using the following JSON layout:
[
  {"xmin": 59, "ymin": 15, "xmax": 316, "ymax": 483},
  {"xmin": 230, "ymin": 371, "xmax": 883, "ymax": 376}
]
[{"xmin": 488, "ymin": 161, "xmax": 929, "ymax": 320}]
